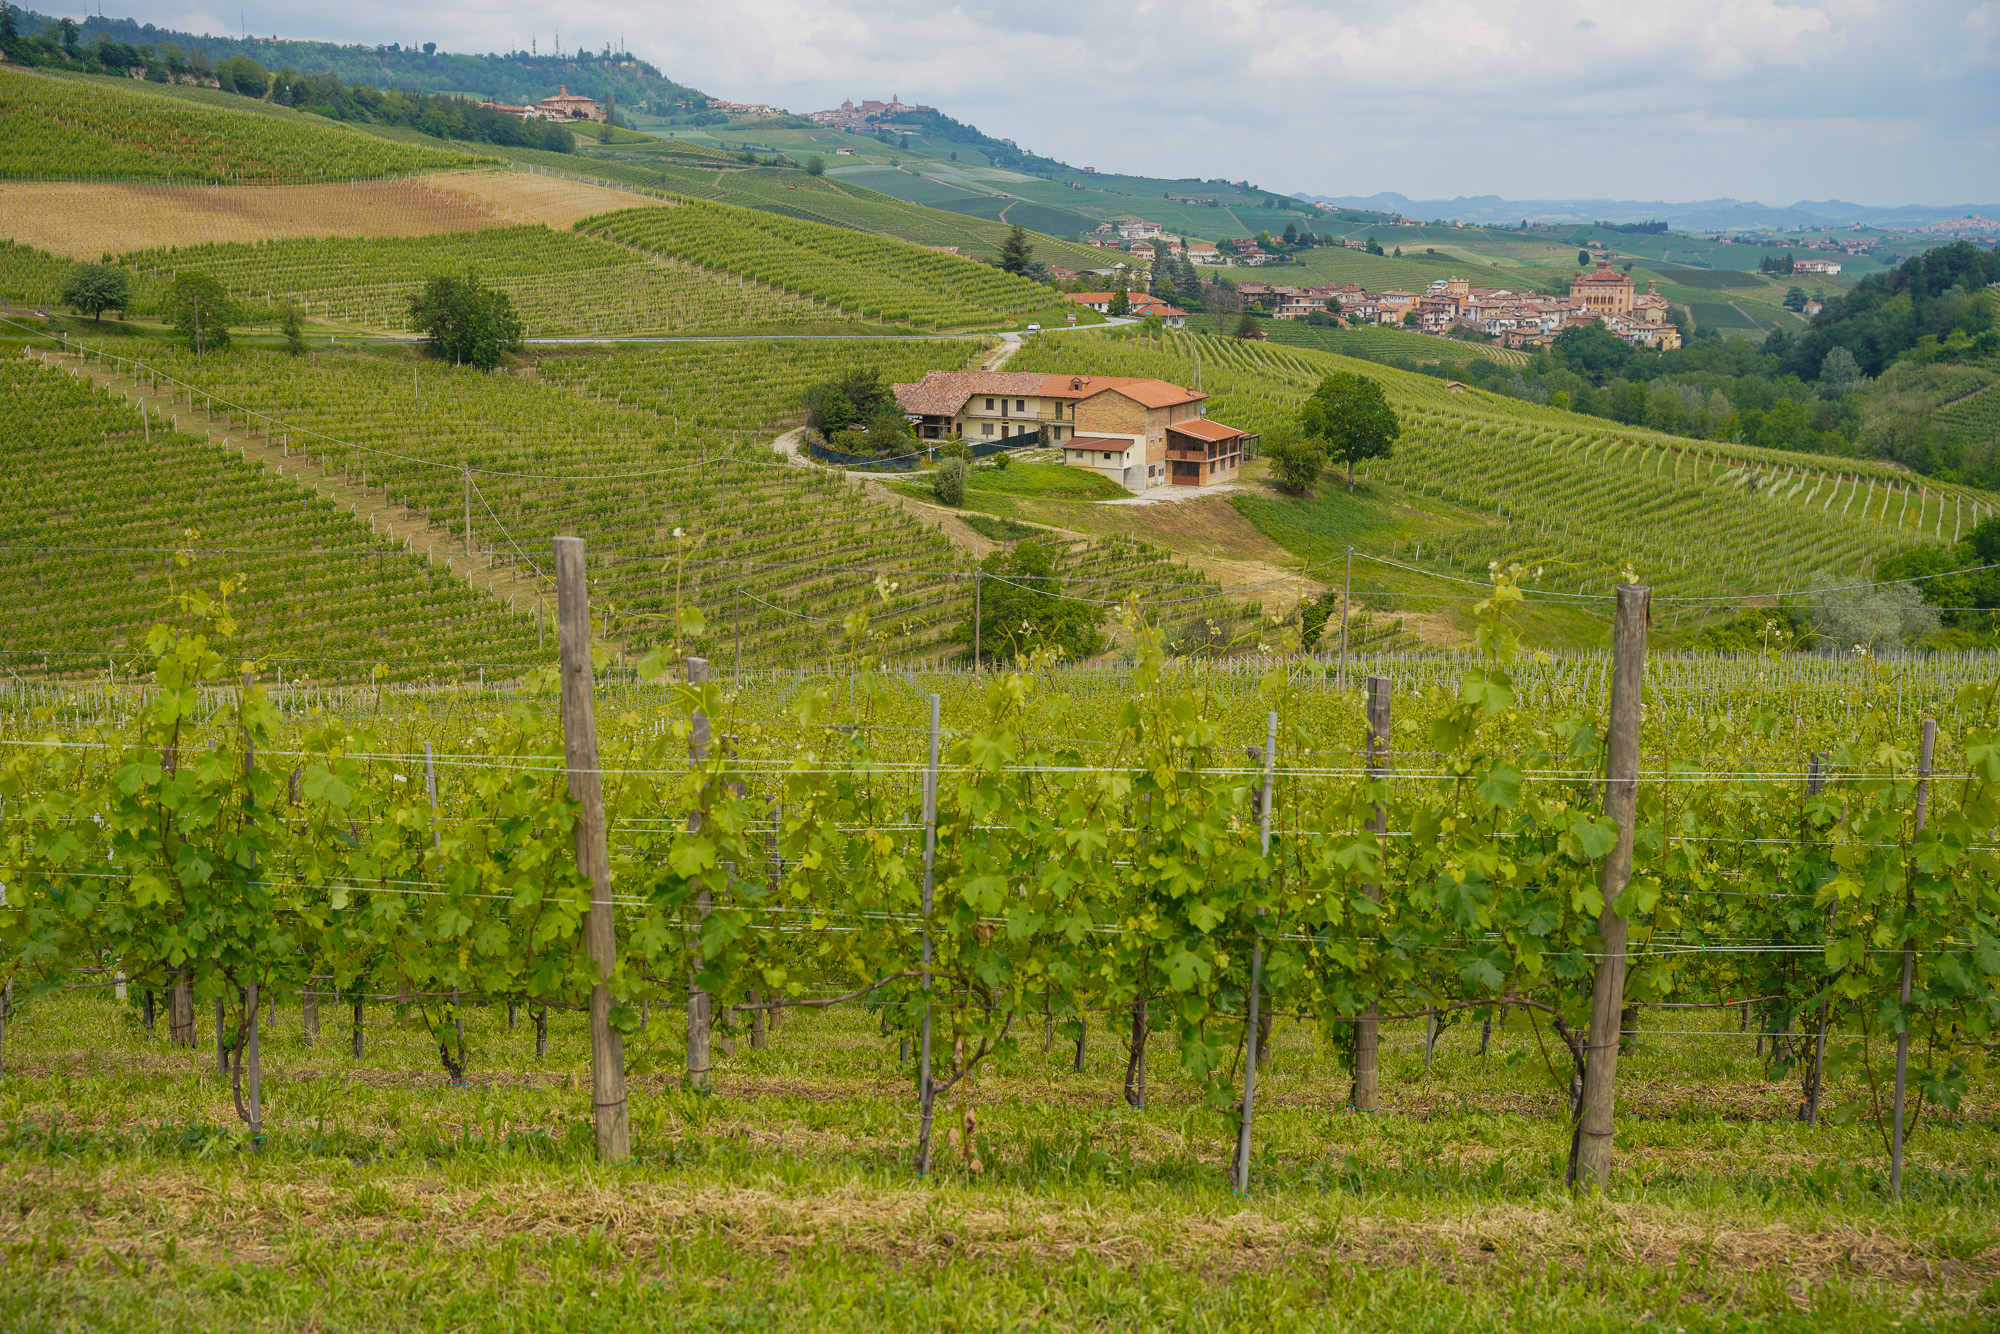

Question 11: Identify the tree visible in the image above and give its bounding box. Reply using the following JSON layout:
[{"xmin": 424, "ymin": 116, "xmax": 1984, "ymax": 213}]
[
  {"xmin": 804, "ymin": 154, "xmax": 825, "ymax": 176},
  {"xmin": 407, "ymin": 273, "xmax": 523, "ymax": 369},
  {"xmin": 1261, "ymin": 420, "xmax": 1321, "ymax": 494},
  {"xmin": 280, "ymin": 304, "xmax": 307, "ymax": 356},
  {"xmin": 160, "ymin": 272, "xmax": 238, "ymax": 355},
  {"xmin": 802, "ymin": 368, "xmax": 895, "ymax": 435},
  {"xmin": 1108, "ymin": 287, "xmax": 1131, "ymax": 318},
  {"xmin": 932, "ymin": 456, "xmax": 967, "ymax": 506},
  {"xmin": 1818, "ymin": 345, "xmax": 1862, "ymax": 398},
  {"xmin": 1578, "ymin": 249, "xmax": 1592, "ymax": 267},
  {"xmin": 1300, "ymin": 371, "xmax": 1401, "ymax": 491},
  {"xmin": 0, "ymin": 5, "xmax": 19, "ymax": 49},
  {"xmin": 57, "ymin": 15, "xmax": 77, "ymax": 56},
  {"xmin": 1782, "ymin": 286, "xmax": 1808, "ymax": 312},
  {"xmin": 1233, "ymin": 311, "xmax": 1258, "ymax": 339},
  {"xmin": 57, "ymin": 264, "xmax": 131, "ymax": 323},
  {"xmin": 959, "ymin": 542, "xmax": 1103, "ymax": 664},
  {"xmin": 999, "ymin": 225, "xmax": 1034, "ymax": 276}
]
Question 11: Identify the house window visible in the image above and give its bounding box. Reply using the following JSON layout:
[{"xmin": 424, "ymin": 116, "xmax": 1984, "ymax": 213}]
[
  {"xmin": 982, "ymin": 423, "xmax": 995, "ymax": 436},
  {"xmin": 1016, "ymin": 399, "xmax": 1026, "ymax": 411},
  {"xmin": 985, "ymin": 398, "xmax": 995, "ymax": 410},
  {"xmin": 1102, "ymin": 452, "xmax": 1114, "ymax": 461}
]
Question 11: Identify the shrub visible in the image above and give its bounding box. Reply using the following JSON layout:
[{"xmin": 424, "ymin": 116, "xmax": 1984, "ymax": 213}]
[{"xmin": 933, "ymin": 456, "xmax": 967, "ymax": 505}]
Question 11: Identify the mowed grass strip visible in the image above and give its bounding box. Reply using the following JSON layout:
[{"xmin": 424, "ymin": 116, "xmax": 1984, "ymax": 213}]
[{"xmin": 2, "ymin": 996, "xmax": 1996, "ymax": 1331}]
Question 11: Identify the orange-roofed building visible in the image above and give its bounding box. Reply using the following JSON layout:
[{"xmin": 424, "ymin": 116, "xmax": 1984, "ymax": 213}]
[{"xmin": 888, "ymin": 370, "xmax": 1250, "ymax": 492}]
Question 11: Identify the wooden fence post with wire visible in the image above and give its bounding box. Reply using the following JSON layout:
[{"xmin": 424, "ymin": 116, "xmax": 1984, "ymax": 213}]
[
  {"xmin": 1568, "ymin": 582, "xmax": 1649, "ymax": 1191},
  {"xmin": 554, "ymin": 534, "xmax": 630, "ymax": 1163}
]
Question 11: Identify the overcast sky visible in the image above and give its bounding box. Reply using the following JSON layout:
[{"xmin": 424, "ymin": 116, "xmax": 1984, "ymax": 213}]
[{"xmin": 111, "ymin": 1, "xmax": 1999, "ymax": 205}]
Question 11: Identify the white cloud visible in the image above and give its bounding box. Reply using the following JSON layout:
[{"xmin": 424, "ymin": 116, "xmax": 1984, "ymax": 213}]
[{"xmin": 102, "ymin": 0, "xmax": 2000, "ymax": 204}]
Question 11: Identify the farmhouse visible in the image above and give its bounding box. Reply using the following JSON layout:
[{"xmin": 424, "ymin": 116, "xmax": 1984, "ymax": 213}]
[
  {"xmin": 1792, "ymin": 258, "xmax": 1842, "ymax": 275},
  {"xmin": 888, "ymin": 372, "xmax": 1249, "ymax": 492},
  {"xmin": 891, "ymin": 371, "xmax": 1082, "ymax": 445},
  {"xmin": 1059, "ymin": 375, "xmax": 1248, "ymax": 493}
]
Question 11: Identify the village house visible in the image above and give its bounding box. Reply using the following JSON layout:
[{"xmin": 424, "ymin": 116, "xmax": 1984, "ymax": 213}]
[
  {"xmin": 891, "ymin": 371, "xmax": 1081, "ymax": 446},
  {"xmin": 1187, "ymin": 243, "xmax": 1224, "ymax": 266},
  {"xmin": 477, "ymin": 100, "xmax": 544, "ymax": 120},
  {"xmin": 888, "ymin": 372, "xmax": 1249, "ymax": 493},
  {"xmin": 1792, "ymin": 258, "xmax": 1842, "ymax": 275},
  {"xmin": 1063, "ymin": 292, "xmax": 1187, "ymax": 328},
  {"xmin": 1058, "ymin": 375, "xmax": 1250, "ymax": 492}
]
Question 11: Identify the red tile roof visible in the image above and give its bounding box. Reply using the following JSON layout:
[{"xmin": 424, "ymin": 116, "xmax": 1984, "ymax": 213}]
[
  {"xmin": 891, "ymin": 371, "xmax": 1060, "ymax": 417},
  {"xmin": 1167, "ymin": 417, "xmax": 1248, "ymax": 442}
]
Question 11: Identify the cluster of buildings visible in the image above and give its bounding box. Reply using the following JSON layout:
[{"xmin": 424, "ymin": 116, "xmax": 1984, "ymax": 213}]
[
  {"xmin": 890, "ymin": 371, "xmax": 1252, "ymax": 493},
  {"xmin": 1234, "ymin": 261, "xmax": 1682, "ymax": 350},
  {"xmin": 808, "ymin": 96, "xmax": 933, "ymax": 130},
  {"xmin": 703, "ymin": 98, "xmax": 783, "ymax": 117},
  {"xmin": 477, "ymin": 85, "xmax": 606, "ymax": 122}
]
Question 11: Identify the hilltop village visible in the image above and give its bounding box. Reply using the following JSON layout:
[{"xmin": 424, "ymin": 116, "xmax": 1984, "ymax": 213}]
[{"xmin": 1058, "ymin": 241, "xmax": 1681, "ymax": 351}]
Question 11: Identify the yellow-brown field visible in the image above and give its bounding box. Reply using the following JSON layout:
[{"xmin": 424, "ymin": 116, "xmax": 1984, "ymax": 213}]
[{"xmin": 0, "ymin": 171, "xmax": 652, "ymax": 258}]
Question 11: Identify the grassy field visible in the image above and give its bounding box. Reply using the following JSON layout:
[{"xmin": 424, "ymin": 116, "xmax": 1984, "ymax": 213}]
[{"xmin": 4, "ymin": 992, "xmax": 1994, "ymax": 1332}]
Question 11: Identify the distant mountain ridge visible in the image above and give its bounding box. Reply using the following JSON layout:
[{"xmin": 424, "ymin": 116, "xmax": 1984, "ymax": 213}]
[{"xmin": 1295, "ymin": 192, "xmax": 2000, "ymax": 231}]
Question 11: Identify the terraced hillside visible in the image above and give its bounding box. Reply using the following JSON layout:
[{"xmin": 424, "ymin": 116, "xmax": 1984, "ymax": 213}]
[
  {"xmin": 1009, "ymin": 332, "xmax": 1996, "ymax": 607},
  {"xmin": 0, "ymin": 353, "xmax": 535, "ymax": 674},
  {"xmin": 577, "ymin": 205, "xmax": 1083, "ymax": 331},
  {"xmin": 119, "ymin": 226, "xmax": 841, "ymax": 337},
  {"xmin": 0, "ymin": 67, "xmax": 486, "ymax": 182},
  {"xmin": 29, "ymin": 336, "xmax": 1237, "ymax": 670}
]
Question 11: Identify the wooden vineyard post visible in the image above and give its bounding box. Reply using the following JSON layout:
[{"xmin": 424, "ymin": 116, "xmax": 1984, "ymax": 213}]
[
  {"xmin": 424, "ymin": 742, "xmax": 441, "ymax": 848},
  {"xmin": 245, "ymin": 982, "xmax": 263, "ymax": 1149},
  {"xmin": 554, "ymin": 535, "xmax": 630, "ymax": 1163},
  {"xmin": 1234, "ymin": 711, "xmax": 1278, "ymax": 1193},
  {"xmin": 915, "ymin": 693, "xmax": 941, "ymax": 1176},
  {"xmin": 685, "ymin": 656, "xmax": 713, "ymax": 1093},
  {"xmin": 1568, "ymin": 583, "xmax": 1649, "ymax": 1192},
  {"xmin": 1804, "ymin": 753, "xmax": 1830, "ymax": 1125},
  {"xmin": 1339, "ymin": 545, "xmax": 1352, "ymax": 689},
  {"xmin": 215, "ymin": 997, "xmax": 229, "ymax": 1075},
  {"xmin": 1891, "ymin": 718, "xmax": 1936, "ymax": 1200},
  {"xmin": 165, "ymin": 967, "xmax": 193, "ymax": 1045},
  {"xmin": 973, "ymin": 572, "xmax": 983, "ymax": 672},
  {"xmin": 303, "ymin": 978, "xmax": 319, "ymax": 1048},
  {"xmin": 1353, "ymin": 676, "xmax": 1390, "ymax": 1112},
  {"xmin": 463, "ymin": 468, "xmax": 473, "ymax": 558}
]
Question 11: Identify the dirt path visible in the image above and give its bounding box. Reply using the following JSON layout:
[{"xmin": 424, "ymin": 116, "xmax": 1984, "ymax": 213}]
[{"xmin": 47, "ymin": 349, "xmax": 547, "ymax": 613}]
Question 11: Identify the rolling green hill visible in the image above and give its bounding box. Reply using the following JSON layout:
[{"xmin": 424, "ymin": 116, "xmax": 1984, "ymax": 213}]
[
  {"xmin": 0, "ymin": 66, "xmax": 488, "ymax": 181},
  {"xmin": 1007, "ymin": 329, "xmax": 1997, "ymax": 642},
  {"xmin": 0, "ymin": 355, "xmax": 535, "ymax": 672}
]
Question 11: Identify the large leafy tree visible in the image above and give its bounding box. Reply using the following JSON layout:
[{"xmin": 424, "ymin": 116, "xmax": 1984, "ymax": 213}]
[
  {"xmin": 960, "ymin": 542, "xmax": 1103, "ymax": 664},
  {"xmin": 1299, "ymin": 371, "xmax": 1401, "ymax": 491},
  {"xmin": 57, "ymin": 263, "xmax": 131, "ymax": 323},
  {"xmin": 802, "ymin": 368, "xmax": 895, "ymax": 435},
  {"xmin": 160, "ymin": 272, "xmax": 238, "ymax": 354},
  {"xmin": 407, "ymin": 273, "xmax": 523, "ymax": 369},
  {"xmin": 1261, "ymin": 419, "xmax": 1321, "ymax": 494}
]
